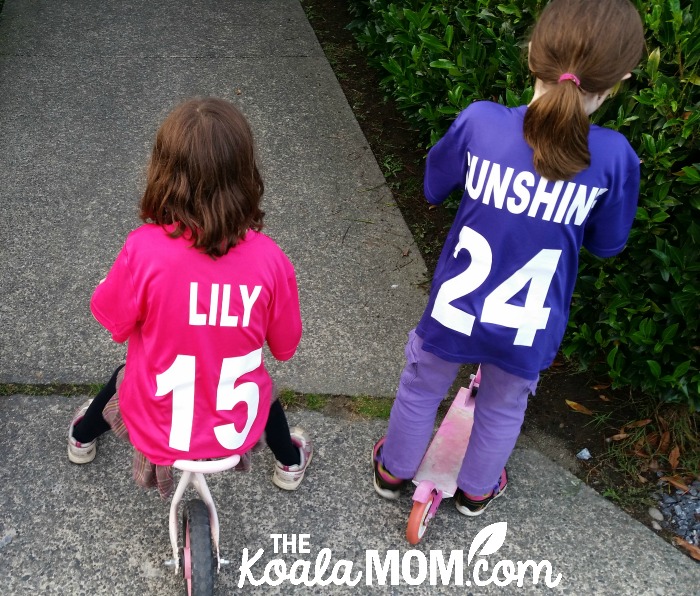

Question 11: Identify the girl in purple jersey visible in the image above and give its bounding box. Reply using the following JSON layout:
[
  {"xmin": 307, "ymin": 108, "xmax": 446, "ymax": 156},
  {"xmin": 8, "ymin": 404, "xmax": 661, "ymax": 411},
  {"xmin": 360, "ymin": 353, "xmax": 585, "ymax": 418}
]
[{"xmin": 373, "ymin": 0, "xmax": 645, "ymax": 516}]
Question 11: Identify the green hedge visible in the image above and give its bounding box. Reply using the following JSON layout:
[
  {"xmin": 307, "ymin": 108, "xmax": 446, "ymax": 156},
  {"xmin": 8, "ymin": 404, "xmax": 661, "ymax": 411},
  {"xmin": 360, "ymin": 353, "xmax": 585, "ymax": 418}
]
[{"xmin": 348, "ymin": 0, "xmax": 700, "ymax": 409}]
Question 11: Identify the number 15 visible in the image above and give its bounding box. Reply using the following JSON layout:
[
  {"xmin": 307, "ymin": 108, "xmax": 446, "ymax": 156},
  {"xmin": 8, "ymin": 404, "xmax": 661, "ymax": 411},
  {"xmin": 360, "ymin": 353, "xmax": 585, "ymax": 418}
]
[{"xmin": 155, "ymin": 349, "xmax": 262, "ymax": 452}]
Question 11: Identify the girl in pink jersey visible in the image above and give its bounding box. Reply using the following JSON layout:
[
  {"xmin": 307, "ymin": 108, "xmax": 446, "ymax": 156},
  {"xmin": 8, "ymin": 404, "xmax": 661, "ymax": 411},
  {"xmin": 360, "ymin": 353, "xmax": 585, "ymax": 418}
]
[{"xmin": 67, "ymin": 97, "xmax": 312, "ymax": 494}]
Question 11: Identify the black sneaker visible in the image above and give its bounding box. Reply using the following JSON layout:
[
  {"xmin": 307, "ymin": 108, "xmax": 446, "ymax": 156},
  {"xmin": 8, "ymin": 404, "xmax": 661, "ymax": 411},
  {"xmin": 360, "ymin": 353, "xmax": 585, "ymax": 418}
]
[
  {"xmin": 372, "ymin": 437, "xmax": 407, "ymax": 500},
  {"xmin": 455, "ymin": 468, "xmax": 508, "ymax": 517}
]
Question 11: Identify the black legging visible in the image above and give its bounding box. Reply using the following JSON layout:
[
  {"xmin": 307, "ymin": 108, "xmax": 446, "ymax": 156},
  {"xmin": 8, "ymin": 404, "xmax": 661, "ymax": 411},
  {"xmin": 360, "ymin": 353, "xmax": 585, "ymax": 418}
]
[
  {"xmin": 265, "ymin": 399, "xmax": 300, "ymax": 466},
  {"xmin": 72, "ymin": 365, "xmax": 124, "ymax": 443},
  {"xmin": 72, "ymin": 366, "xmax": 300, "ymax": 466}
]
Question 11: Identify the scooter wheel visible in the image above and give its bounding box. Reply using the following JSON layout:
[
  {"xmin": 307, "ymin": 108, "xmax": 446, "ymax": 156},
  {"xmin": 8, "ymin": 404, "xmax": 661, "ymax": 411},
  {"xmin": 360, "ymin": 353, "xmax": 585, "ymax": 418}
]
[
  {"xmin": 407, "ymin": 495, "xmax": 434, "ymax": 545},
  {"xmin": 182, "ymin": 499, "xmax": 215, "ymax": 596}
]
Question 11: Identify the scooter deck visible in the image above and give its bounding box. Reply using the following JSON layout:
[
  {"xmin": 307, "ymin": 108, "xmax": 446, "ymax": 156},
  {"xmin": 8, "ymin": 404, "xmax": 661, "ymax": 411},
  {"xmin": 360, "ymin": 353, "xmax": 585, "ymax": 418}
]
[{"xmin": 412, "ymin": 386, "xmax": 476, "ymax": 498}]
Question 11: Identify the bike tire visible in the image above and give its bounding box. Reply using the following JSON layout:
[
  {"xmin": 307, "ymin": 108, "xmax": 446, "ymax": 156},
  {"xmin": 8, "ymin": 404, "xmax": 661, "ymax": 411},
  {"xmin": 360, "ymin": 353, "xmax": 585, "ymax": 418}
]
[{"xmin": 182, "ymin": 499, "xmax": 215, "ymax": 596}]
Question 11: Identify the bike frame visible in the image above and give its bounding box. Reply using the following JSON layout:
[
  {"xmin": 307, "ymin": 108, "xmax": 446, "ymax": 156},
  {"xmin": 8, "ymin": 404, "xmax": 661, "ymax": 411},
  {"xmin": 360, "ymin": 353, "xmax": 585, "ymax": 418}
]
[{"xmin": 167, "ymin": 455, "xmax": 241, "ymax": 573}]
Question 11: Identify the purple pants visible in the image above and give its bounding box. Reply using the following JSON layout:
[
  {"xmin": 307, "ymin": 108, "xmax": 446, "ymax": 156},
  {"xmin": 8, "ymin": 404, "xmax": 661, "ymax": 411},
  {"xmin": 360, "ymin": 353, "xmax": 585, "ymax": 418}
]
[{"xmin": 381, "ymin": 329, "xmax": 538, "ymax": 495}]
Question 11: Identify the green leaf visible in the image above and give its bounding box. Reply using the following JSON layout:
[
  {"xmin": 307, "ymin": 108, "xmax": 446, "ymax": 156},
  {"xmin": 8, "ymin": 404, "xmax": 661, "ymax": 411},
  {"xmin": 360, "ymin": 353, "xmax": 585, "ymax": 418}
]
[
  {"xmin": 651, "ymin": 211, "xmax": 670, "ymax": 222},
  {"xmin": 673, "ymin": 361, "xmax": 691, "ymax": 379},
  {"xmin": 646, "ymin": 47, "xmax": 661, "ymax": 79},
  {"xmin": 496, "ymin": 4, "xmax": 521, "ymax": 17},
  {"xmin": 647, "ymin": 360, "xmax": 662, "ymax": 378},
  {"xmin": 505, "ymin": 88, "xmax": 518, "ymax": 106},
  {"xmin": 418, "ymin": 33, "xmax": 447, "ymax": 52},
  {"xmin": 429, "ymin": 59, "xmax": 457, "ymax": 69},
  {"xmin": 678, "ymin": 165, "xmax": 700, "ymax": 183},
  {"xmin": 641, "ymin": 133, "xmax": 657, "ymax": 156},
  {"xmin": 445, "ymin": 25, "xmax": 454, "ymax": 48},
  {"xmin": 662, "ymin": 323, "xmax": 679, "ymax": 342},
  {"xmin": 650, "ymin": 249, "xmax": 670, "ymax": 266}
]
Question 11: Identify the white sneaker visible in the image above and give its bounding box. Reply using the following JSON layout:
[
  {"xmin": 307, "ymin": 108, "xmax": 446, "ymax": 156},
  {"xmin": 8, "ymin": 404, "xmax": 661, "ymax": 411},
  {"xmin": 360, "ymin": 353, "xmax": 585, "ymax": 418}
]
[
  {"xmin": 67, "ymin": 400, "xmax": 97, "ymax": 464},
  {"xmin": 272, "ymin": 427, "xmax": 313, "ymax": 490}
]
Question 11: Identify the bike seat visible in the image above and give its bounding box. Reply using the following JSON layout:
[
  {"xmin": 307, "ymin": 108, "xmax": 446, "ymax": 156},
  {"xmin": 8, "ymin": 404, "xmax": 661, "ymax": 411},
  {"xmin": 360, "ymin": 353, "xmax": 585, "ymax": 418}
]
[{"xmin": 172, "ymin": 455, "xmax": 241, "ymax": 474}]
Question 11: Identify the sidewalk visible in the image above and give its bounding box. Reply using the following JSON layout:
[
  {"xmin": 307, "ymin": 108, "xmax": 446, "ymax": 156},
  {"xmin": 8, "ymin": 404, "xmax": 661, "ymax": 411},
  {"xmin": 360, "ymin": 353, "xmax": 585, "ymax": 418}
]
[
  {"xmin": 0, "ymin": 0, "xmax": 426, "ymax": 397},
  {"xmin": 0, "ymin": 1, "xmax": 698, "ymax": 594}
]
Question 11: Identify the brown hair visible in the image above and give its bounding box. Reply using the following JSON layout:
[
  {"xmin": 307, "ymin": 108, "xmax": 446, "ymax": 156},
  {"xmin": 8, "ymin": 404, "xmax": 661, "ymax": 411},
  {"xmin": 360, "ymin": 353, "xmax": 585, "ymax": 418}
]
[
  {"xmin": 524, "ymin": 0, "xmax": 645, "ymax": 180},
  {"xmin": 140, "ymin": 97, "xmax": 265, "ymax": 257}
]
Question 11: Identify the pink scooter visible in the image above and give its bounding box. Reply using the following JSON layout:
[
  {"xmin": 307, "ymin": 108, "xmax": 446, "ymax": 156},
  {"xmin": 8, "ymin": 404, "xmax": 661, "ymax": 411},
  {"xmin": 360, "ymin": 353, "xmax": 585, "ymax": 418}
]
[{"xmin": 407, "ymin": 368, "xmax": 480, "ymax": 544}]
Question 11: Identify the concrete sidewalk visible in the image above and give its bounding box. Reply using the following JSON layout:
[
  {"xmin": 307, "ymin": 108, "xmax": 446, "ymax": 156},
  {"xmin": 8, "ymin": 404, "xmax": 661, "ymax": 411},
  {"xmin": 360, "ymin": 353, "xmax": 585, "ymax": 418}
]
[
  {"xmin": 0, "ymin": 0, "xmax": 426, "ymax": 397},
  {"xmin": 0, "ymin": 1, "xmax": 697, "ymax": 594},
  {"xmin": 2, "ymin": 397, "xmax": 698, "ymax": 595}
]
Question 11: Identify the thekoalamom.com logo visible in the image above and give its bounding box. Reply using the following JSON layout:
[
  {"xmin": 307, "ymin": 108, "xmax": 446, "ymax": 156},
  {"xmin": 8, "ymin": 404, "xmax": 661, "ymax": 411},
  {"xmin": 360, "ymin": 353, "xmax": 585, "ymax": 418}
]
[{"xmin": 237, "ymin": 522, "xmax": 563, "ymax": 588}]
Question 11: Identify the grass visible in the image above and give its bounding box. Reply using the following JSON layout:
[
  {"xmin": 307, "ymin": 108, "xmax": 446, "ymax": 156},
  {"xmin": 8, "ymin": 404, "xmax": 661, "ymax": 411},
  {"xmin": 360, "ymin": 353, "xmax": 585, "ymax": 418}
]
[
  {"xmin": 600, "ymin": 485, "xmax": 655, "ymax": 511},
  {"xmin": 350, "ymin": 395, "xmax": 393, "ymax": 419},
  {"xmin": 572, "ymin": 379, "xmax": 700, "ymax": 481},
  {"xmin": 586, "ymin": 410, "xmax": 614, "ymax": 430},
  {"xmin": 301, "ymin": 2, "xmax": 321, "ymax": 22},
  {"xmin": 409, "ymin": 221, "xmax": 443, "ymax": 257},
  {"xmin": 3, "ymin": 383, "xmax": 396, "ymax": 421},
  {"xmin": 582, "ymin": 397, "xmax": 700, "ymax": 518},
  {"xmin": 0, "ymin": 382, "xmax": 102, "ymax": 397},
  {"xmin": 304, "ymin": 393, "xmax": 327, "ymax": 410},
  {"xmin": 321, "ymin": 42, "xmax": 344, "ymax": 74},
  {"xmin": 614, "ymin": 405, "xmax": 698, "ymax": 477},
  {"xmin": 277, "ymin": 388, "xmax": 395, "ymax": 419},
  {"xmin": 380, "ymin": 154, "xmax": 403, "ymax": 178}
]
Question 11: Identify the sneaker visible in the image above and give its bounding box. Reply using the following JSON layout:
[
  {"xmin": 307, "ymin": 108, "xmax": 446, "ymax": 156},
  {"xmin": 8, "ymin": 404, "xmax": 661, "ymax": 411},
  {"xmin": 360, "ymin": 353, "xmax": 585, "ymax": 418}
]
[
  {"xmin": 272, "ymin": 427, "xmax": 313, "ymax": 490},
  {"xmin": 372, "ymin": 437, "xmax": 407, "ymax": 500},
  {"xmin": 67, "ymin": 400, "xmax": 97, "ymax": 464},
  {"xmin": 455, "ymin": 468, "xmax": 508, "ymax": 517}
]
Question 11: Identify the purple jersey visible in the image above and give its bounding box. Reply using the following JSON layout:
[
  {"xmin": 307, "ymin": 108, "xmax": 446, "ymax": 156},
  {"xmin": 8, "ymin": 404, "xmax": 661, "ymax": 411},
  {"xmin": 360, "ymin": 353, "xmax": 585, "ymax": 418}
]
[{"xmin": 416, "ymin": 101, "xmax": 639, "ymax": 379}]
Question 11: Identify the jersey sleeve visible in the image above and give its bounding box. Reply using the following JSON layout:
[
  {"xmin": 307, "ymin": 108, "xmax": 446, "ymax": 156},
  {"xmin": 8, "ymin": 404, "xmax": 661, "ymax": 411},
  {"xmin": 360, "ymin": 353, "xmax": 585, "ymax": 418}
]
[
  {"xmin": 266, "ymin": 257, "xmax": 302, "ymax": 361},
  {"xmin": 424, "ymin": 107, "xmax": 473, "ymax": 204},
  {"xmin": 583, "ymin": 147, "xmax": 640, "ymax": 258},
  {"xmin": 90, "ymin": 242, "xmax": 141, "ymax": 343}
]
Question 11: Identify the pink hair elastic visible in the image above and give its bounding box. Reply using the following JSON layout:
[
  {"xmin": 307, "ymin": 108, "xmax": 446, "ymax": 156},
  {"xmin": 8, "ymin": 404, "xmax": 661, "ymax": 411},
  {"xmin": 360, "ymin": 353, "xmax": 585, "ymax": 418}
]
[{"xmin": 558, "ymin": 73, "xmax": 581, "ymax": 87}]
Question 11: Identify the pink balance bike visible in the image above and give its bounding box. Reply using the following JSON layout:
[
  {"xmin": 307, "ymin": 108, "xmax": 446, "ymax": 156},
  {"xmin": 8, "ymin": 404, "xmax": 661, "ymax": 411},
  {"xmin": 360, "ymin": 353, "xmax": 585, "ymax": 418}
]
[
  {"xmin": 163, "ymin": 455, "xmax": 243, "ymax": 596},
  {"xmin": 406, "ymin": 367, "xmax": 480, "ymax": 545}
]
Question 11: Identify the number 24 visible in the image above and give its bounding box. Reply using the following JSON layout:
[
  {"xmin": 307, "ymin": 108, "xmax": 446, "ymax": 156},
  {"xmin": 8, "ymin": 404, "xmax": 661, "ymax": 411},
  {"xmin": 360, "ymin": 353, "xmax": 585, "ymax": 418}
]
[{"xmin": 431, "ymin": 226, "xmax": 561, "ymax": 346}]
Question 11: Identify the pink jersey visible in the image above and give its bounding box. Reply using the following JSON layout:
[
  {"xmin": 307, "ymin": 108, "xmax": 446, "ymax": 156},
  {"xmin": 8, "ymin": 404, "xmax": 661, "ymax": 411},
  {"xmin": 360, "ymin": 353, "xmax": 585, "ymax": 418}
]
[{"xmin": 91, "ymin": 224, "xmax": 302, "ymax": 465}]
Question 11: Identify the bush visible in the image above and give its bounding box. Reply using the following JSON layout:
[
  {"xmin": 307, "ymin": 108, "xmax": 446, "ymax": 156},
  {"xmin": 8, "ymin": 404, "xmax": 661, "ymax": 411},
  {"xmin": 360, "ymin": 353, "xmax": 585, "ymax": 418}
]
[
  {"xmin": 349, "ymin": 0, "xmax": 541, "ymax": 143},
  {"xmin": 348, "ymin": 0, "xmax": 700, "ymax": 409}
]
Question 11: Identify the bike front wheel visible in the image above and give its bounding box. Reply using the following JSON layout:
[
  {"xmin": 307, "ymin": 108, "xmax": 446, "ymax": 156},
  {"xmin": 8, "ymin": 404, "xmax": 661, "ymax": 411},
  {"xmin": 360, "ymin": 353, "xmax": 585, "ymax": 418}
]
[{"xmin": 181, "ymin": 499, "xmax": 215, "ymax": 596}]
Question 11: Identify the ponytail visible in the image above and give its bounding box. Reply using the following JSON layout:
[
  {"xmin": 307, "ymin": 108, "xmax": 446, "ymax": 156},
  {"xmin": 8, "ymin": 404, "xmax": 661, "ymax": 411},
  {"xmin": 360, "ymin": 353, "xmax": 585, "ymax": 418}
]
[
  {"xmin": 523, "ymin": 80, "xmax": 590, "ymax": 181},
  {"xmin": 524, "ymin": 0, "xmax": 645, "ymax": 181}
]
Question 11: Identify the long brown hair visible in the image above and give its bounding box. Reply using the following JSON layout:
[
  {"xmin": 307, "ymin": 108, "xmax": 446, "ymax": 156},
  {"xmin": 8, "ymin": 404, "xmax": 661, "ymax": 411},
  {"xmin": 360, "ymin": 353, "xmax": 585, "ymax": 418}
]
[
  {"xmin": 140, "ymin": 97, "xmax": 265, "ymax": 257},
  {"xmin": 524, "ymin": 0, "xmax": 644, "ymax": 181}
]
